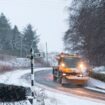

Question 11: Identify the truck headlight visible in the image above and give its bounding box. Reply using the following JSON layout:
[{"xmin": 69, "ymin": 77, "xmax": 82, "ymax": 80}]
[
  {"xmin": 78, "ymin": 62, "xmax": 87, "ymax": 72},
  {"xmin": 60, "ymin": 63, "xmax": 66, "ymax": 67},
  {"xmin": 79, "ymin": 63, "xmax": 85, "ymax": 69}
]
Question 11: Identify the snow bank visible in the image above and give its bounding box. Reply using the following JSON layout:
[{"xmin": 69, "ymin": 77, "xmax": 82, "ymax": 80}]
[
  {"xmin": 0, "ymin": 100, "xmax": 31, "ymax": 105},
  {"xmin": 85, "ymin": 87, "xmax": 105, "ymax": 93},
  {"xmin": 0, "ymin": 57, "xmax": 44, "ymax": 69},
  {"xmin": 0, "ymin": 58, "xmax": 30, "ymax": 69},
  {"xmin": 10, "ymin": 58, "xmax": 30, "ymax": 68},
  {"xmin": 87, "ymin": 77, "xmax": 105, "ymax": 90},
  {"xmin": 93, "ymin": 66, "xmax": 105, "ymax": 74}
]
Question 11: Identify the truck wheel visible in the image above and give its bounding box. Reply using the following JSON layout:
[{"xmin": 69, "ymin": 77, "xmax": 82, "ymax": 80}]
[
  {"xmin": 52, "ymin": 68, "xmax": 55, "ymax": 74},
  {"xmin": 53, "ymin": 69, "xmax": 58, "ymax": 81},
  {"xmin": 59, "ymin": 77, "xmax": 63, "ymax": 85}
]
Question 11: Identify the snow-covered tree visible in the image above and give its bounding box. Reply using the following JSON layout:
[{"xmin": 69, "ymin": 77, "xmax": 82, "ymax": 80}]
[
  {"xmin": 22, "ymin": 24, "xmax": 39, "ymax": 56},
  {"xmin": 0, "ymin": 13, "xmax": 11, "ymax": 50}
]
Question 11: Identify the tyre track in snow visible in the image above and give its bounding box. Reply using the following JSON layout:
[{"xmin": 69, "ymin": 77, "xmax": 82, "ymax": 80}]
[{"xmin": 34, "ymin": 69, "xmax": 105, "ymax": 101}]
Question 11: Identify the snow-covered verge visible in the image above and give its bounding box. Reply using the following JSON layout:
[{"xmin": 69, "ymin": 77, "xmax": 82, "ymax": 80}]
[
  {"xmin": 90, "ymin": 66, "xmax": 105, "ymax": 83},
  {"xmin": 9, "ymin": 58, "xmax": 30, "ymax": 68},
  {"xmin": 0, "ymin": 57, "xmax": 46, "ymax": 71},
  {"xmin": 87, "ymin": 77, "xmax": 105, "ymax": 90},
  {"xmin": 93, "ymin": 66, "xmax": 105, "ymax": 74},
  {"xmin": 0, "ymin": 68, "xmax": 105, "ymax": 105},
  {"xmin": 85, "ymin": 86, "xmax": 105, "ymax": 93},
  {"xmin": 0, "ymin": 100, "xmax": 31, "ymax": 105},
  {"xmin": 1, "ymin": 58, "xmax": 31, "ymax": 68}
]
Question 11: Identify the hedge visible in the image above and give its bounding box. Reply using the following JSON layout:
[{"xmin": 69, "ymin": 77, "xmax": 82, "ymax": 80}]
[{"xmin": 0, "ymin": 84, "xmax": 29, "ymax": 102}]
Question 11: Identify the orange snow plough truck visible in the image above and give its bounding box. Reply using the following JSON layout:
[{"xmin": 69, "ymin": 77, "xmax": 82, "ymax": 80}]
[{"xmin": 53, "ymin": 53, "xmax": 91, "ymax": 86}]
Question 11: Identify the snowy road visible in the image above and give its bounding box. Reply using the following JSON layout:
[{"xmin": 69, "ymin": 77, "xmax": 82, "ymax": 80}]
[{"xmin": 32, "ymin": 69, "xmax": 105, "ymax": 101}]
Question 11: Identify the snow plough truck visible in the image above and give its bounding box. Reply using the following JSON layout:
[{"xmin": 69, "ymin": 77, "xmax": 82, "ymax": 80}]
[{"xmin": 53, "ymin": 53, "xmax": 91, "ymax": 86}]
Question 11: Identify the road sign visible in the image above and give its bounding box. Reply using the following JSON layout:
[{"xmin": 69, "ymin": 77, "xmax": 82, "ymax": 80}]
[
  {"xmin": 26, "ymin": 52, "xmax": 45, "ymax": 59},
  {"xmin": 34, "ymin": 52, "xmax": 45, "ymax": 58}
]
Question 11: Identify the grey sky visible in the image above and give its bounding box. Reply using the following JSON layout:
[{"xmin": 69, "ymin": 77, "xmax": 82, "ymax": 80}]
[{"xmin": 0, "ymin": 0, "xmax": 71, "ymax": 52}]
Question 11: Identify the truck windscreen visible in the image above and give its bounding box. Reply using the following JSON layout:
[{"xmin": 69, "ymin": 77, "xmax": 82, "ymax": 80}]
[{"xmin": 64, "ymin": 58, "xmax": 81, "ymax": 68}]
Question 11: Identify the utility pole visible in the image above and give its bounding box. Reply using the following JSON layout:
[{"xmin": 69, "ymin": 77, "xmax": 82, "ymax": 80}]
[
  {"xmin": 46, "ymin": 42, "xmax": 48, "ymax": 66},
  {"xmin": 20, "ymin": 36, "xmax": 23, "ymax": 57},
  {"xmin": 30, "ymin": 48, "xmax": 34, "ymax": 105}
]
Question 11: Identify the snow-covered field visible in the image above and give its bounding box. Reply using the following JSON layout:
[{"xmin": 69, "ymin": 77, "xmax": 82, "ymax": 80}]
[
  {"xmin": 0, "ymin": 57, "xmax": 45, "ymax": 69},
  {"xmin": 0, "ymin": 68, "xmax": 105, "ymax": 105},
  {"xmin": 0, "ymin": 58, "xmax": 30, "ymax": 68}
]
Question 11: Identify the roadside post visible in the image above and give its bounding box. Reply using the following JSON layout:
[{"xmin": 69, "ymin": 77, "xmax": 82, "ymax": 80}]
[
  {"xmin": 30, "ymin": 48, "xmax": 34, "ymax": 105},
  {"xmin": 27, "ymin": 48, "xmax": 45, "ymax": 105}
]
